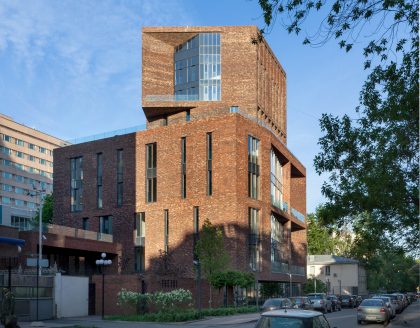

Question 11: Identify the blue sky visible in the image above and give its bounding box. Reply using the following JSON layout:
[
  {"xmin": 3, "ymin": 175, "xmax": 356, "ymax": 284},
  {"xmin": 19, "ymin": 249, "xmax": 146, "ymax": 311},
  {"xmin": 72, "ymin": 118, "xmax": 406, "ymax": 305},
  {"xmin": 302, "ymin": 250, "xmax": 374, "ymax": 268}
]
[{"xmin": 0, "ymin": 0, "xmax": 373, "ymax": 214}]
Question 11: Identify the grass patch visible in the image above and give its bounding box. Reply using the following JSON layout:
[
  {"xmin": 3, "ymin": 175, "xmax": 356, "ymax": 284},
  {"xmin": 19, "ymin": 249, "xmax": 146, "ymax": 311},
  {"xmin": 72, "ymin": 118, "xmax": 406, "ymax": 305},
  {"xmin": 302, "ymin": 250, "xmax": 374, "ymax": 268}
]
[{"xmin": 104, "ymin": 306, "xmax": 258, "ymax": 323}]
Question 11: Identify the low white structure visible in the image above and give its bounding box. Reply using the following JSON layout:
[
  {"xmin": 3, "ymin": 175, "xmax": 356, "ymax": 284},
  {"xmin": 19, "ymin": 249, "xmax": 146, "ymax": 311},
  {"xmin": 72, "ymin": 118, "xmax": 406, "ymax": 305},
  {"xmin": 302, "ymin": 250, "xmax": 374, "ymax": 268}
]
[
  {"xmin": 307, "ymin": 255, "xmax": 367, "ymax": 297},
  {"xmin": 54, "ymin": 273, "xmax": 89, "ymax": 318}
]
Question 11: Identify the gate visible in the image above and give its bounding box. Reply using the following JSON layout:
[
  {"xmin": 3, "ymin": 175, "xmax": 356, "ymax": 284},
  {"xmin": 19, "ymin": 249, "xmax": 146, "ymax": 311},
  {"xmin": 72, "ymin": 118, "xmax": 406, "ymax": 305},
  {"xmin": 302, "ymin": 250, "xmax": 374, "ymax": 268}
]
[{"xmin": 88, "ymin": 283, "xmax": 95, "ymax": 315}]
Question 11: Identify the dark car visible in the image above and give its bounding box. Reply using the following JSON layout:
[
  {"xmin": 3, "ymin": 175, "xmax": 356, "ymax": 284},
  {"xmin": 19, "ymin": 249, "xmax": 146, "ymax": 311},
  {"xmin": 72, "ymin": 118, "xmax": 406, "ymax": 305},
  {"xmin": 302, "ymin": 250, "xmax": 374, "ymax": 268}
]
[
  {"xmin": 290, "ymin": 296, "xmax": 315, "ymax": 311},
  {"xmin": 341, "ymin": 294, "xmax": 356, "ymax": 308},
  {"xmin": 327, "ymin": 295, "xmax": 342, "ymax": 311},
  {"xmin": 261, "ymin": 298, "xmax": 294, "ymax": 313},
  {"xmin": 255, "ymin": 309, "xmax": 333, "ymax": 328}
]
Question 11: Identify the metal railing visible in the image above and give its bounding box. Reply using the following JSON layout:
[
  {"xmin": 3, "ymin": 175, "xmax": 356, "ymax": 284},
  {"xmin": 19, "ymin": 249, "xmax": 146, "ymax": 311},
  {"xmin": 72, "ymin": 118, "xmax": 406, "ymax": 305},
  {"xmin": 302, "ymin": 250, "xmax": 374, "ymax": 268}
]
[
  {"xmin": 271, "ymin": 261, "xmax": 289, "ymax": 274},
  {"xmin": 291, "ymin": 265, "xmax": 306, "ymax": 275},
  {"xmin": 291, "ymin": 207, "xmax": 305, "ymax": 223},
  {"xmin": 146, "ymin": 94, "xmax": 199, "ymax": 102}
]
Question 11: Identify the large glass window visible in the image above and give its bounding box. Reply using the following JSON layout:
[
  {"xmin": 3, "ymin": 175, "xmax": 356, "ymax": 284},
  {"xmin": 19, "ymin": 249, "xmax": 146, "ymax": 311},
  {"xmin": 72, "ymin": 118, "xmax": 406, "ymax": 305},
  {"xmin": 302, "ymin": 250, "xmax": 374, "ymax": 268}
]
[
  {"xmin": 146, "ymin": 143, "xmax": 157, "ymax": 203},
  {"xmin": 199, "ymin": 33, "xmax": 221, "ymax": 101},
  {"xmin": 71, "ymin": 157, "xmax": 83, "ymax": 212},
  {"xmin": 11, "ymin": 216, "xmax": 31, "ymax": 231},
  {"xmin": 271, "ymin": 149, "xmax": 284, "ymax": 210},
  {"xmin": 248, "ymin": 136, "xmax": 260, "ymax": 199},
  {"xmin": 100, "ymin": 216, "xmax": 113, "ymax": 235},
  {"xmin": 249, "ymin": 208, "xmax": 261, "ymax": 270},
  {"xmin": 271, "ymin": 214, "xmax": 284, "ymax": 264},
  {"xmin": 2, "ymin": 172, "xmax": 12, "ymax": 179},
  {"xmin": 117, "ymin": 149, "xmax": 123, "ymax": 206},
  {"xmin": 134, "ymin": 213, "xmax": 145, "ymax": 271},
  {"xmin": 135, "ymin": 247, "xmax": 145, "ymax": 272}
]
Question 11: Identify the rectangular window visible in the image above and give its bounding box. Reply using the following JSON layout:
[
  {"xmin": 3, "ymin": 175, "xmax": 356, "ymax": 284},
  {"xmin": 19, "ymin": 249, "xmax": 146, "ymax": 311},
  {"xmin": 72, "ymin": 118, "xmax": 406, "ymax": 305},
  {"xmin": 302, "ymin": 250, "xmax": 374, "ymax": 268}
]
[
  {"xmin": 11, "ymin": 216, "xmax": 31, "ymax": 231},
  {"xmin": 2, "ymin": 197, "xmax": 11, "ymax": 204},
  {"xmin": 2, "ymin": 184, "xmax": 12, "ymax": 191},
  {"xmin": 100, "ymin": 216, "xmax": 113, "ymax": 235},
  {"xmin": 2, "ymin": 159, "xmax": 12, "ymax": 167},
  {"xmin": 2, "ymin": 134, "xmax": 11, "ymax": 142},
  {"xmin": 2, "ymin": 172, "xmax": 12, "ymax": 179},
  {"xmin": 15, "ymin": 175, "xmax": 24, "ymax": 182},
  {"xmin": 28, "ymin": 143, "xmax": 36, "ymax": 150},
  {"xmin": 28, "ymin": 155, "xmax": 35, "ymax": 162},
  {"xmin": 39, "ymin": 170, "xmax": 47, "ymax": 176},
  {"xmin": 164, "ymin": 210, "xmax": 169, "ymax": 253},
  {"xmin": 27, "ymin": 178, "xmax": 36, "ymax": 186},
  {"xmin": 49, "ymin": 173, "xmax": 53, "ymax": 178},
  {"xmin": 325, "ymin": 266, "xmax": 331, "ymax": 276},
  {"xmin": 15, "ymin": 163, "xmax": 24, "ymax": 171},
  {"xmin": 271, "ymin": 214, "xmax": 284, "ymax": 268},
  {"xmin": 27, "ymin": 167, "xmax": 36, "ymax": 173},
  {"xmin": 135, "ymin": 246, "xmax": 145, "ymax": 271},
  {"xmin": 15, "ymin": 187, "xmax": 24, "ymax": 194},
  {"xmin": 49, "ymin": 150, "xmax": 53, "ymax": 157},
  {"xmin": 39, "ymin": 159, "xmax": 47, "ymax": 165},
  {"xmin": 310, "ymin": 266, "xmax": 315, "ymax": 275},
  {"xmin": 207, "ymin": 133, "xmax": 212, "ymax": 196},
  {"xmin": 193, "ymin": 206, "xmax": 199, "ymax": 261},
  {"xmin": 15, "ymin": 139, "xmax": 24, "ymax": 146},
  {"xmin": 39, "ymin": 181, "xmax": 47, "ymax": 189},
  {"xmin": 39, "ymin": 147, "xmax": 46, "ymax": 154},
  {"xmin": 181, "ymin": 138, "xmax": 186, "ymax": 199},
  {"xmin": 15, "ymin": 151, "xmax": 24, "ymax": 158},
  {"xmin": 49, "ymin": 162, "xmax": 53, "ymax": 167},
  {"xmin": 49, "ymin": 184, "xmax": 53, "ymax": 191},
  {"xmin": 83, "ymin": 218, "xmax": 89, "ymax": 230},
  {"xmin": 117, "ymin": 150, "xmax": 123, "ymax": 206},
  {"xmin": 248, "ymin": 135, "xmax": 260, "ymax": 199},
  {"xmin": 15, "ymin": 199, "xmax": 24, "ymax": 206},
  {"xmin": 2, "ymin": 147, "xmax": 12, "ymax": 154},
  {"xmin": 97, "ymin": 153, "xmax": 102, "ymax": 209},
  {"xmin": 186, "ymin": 110, "xmax": 190, "ymax": 122},
  {"xmin": 135, "ymin": 212, "xmax": 145, "ymax": 246},
  {"xmin": 71, "ymin": 157, "xmax": 83, "ymax": 212},
  {"xmin": 271, "ymin": 149, "xmax": 284, "ymax": 210},
  {"xmin": 146, "ymin": 143, "xmax": 157, "ymax": 203},
  {"xmin": 27, "ymin": 202, "xmax": 36, "ymax": 208},
  {"xmin": 249, "ymin": 208, "xmax": 261, "ymax": 270}
]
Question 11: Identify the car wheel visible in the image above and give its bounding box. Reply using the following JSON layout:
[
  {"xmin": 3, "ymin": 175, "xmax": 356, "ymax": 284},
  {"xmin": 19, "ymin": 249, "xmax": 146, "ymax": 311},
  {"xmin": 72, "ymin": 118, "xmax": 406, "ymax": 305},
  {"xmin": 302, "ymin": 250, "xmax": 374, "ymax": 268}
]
[
  {"xmin": 322, "ymin": 308, "xmax": 327, "ymax": 314},
  {"xmin": 339, "ymin": 306, "xmax": 342, "ymax": 311},
  {"xmin": 357, "ymin": 320, "xmax": 361, "ymax": 325},
  {"xmin": 383, "ymin": 319, "xmax": 389, "ymax": 326}
]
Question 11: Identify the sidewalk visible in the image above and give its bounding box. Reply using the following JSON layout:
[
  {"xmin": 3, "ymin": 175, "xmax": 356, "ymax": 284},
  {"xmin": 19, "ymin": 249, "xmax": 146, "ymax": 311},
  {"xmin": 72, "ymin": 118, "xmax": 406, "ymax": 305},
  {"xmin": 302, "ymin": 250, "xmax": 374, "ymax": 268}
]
[
  {"xmin": 16, "ymin": 312, "xmax": 260, "ymax": 328},
  {"xmin": 389, "ymin": 300, "xmax": 420, "ymax": 328}
]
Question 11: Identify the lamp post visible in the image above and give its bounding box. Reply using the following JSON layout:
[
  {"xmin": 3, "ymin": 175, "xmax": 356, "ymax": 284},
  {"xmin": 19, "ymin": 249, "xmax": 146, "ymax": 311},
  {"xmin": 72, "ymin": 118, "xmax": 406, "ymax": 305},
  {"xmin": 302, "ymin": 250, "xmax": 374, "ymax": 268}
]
[
  {"xmin": 338, "ymin": 280, "xmax": 341, "ymax": 296},
  {"xmin": 193, "ymin": 261, "xmax": 201, "ymax": 320},
  {"xmin": 96, "ymin": 253, "xmax": 112, "ymax": 319},
  {"xmin": 253, "ymin": 244, "xmax": 259, "ymax": 312}
]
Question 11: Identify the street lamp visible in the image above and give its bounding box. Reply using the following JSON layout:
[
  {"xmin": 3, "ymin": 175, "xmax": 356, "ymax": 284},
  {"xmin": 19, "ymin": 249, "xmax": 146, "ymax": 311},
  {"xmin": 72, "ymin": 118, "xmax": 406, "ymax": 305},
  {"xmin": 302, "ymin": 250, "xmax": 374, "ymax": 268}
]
[
  {"xmin": 96, "ymin": 253, "xmax": 112, "ymax": 319},
  {"xmin": 139, "ymin": 274, "xmax": 146, "ymax": 314},
  {"xmin": 193, "ymin": 261, "xmax": 201, "ymax": 319}
]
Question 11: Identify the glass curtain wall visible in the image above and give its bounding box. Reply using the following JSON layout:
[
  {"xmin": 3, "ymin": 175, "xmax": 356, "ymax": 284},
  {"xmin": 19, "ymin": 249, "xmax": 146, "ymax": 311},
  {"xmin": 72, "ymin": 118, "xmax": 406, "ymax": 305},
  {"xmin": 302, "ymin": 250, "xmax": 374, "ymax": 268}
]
[
  {"xmin": 248, "ymin": 208, "xmax": 261, "ymax": 270},
  {"xmin": 174, "ymin": 33, "xmax": 221, "ymax": 101},
  {"xmin": 271, "ymin": 214, "xmax": 283, "ymax": 264},
  {"xmin": 248, "ymin": 136, "xmax": 260, "ymax": 199},
  {"xmin": 270, "ymin": 149, "xmax": 284, "ymax": 210}
]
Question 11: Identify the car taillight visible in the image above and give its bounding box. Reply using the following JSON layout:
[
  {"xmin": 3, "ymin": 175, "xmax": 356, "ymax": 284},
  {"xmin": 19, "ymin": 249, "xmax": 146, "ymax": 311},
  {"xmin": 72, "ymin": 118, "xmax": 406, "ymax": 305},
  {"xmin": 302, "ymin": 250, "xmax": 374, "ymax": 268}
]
[
  {"xmin": 320, "ymin": 301, "xmax": 324, "ymax": 304},
  {"xmin": 349, "ymin": 299, "xmax": 352, "ymax": 303},
  {"xmin": 357, "ymin": 308, "xmax": 362, "ymax": 312},
  {"xmin": 388, "ymin": 304, "xmax": 391, "ymax": 308},
  {"xmin": 380, "ymin": 308, "xmax": 386, "ymax": 313}
]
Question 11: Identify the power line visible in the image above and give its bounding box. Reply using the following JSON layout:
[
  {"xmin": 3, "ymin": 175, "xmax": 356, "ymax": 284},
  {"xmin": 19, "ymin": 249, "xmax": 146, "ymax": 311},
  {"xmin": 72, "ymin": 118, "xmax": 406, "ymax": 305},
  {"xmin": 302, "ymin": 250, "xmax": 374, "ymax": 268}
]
[{"xmin": 287, "ymin": 105, "xmax": 319, "ymax": 120}]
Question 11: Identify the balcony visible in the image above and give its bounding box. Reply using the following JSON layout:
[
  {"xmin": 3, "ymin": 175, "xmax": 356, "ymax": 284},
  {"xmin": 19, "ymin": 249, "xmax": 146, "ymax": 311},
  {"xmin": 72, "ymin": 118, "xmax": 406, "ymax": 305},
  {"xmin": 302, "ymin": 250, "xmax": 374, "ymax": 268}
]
[
  {"xmin": 26, "ymin": 223, "xmax": 113, "ymax": 243},
  {"xmin": 146, "ymin": 94, "xmax": 199, "ymax": 102},
  {"xmin": 291, "ymin": 207, "xmax": 305, "ymax": 223},
  {"xmin": 271, "ymin": 196, "xmax": 288, "ymax": 212},
  {"xmin": 271, "ymin": 261, "xmax": 306, "ymax": 275},
  {"xmin": 291, "ymin": 265, "xmax": 306, "ymax": 275}
]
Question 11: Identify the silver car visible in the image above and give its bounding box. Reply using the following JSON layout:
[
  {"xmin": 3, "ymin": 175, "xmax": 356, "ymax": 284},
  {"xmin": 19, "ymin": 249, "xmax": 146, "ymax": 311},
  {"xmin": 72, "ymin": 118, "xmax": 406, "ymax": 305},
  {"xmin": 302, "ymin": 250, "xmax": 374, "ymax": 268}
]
[
  {"xmin": 255, "ymin": 309, "xmax": 332, "ymax": 328},
  {"xmin": 372, "ymin": 296, "xmax": 396, "ymax": 319},
  {"xmin": 383, "ymin": 294, "xmax": 402, "ymax": 314},
  {"xmin": 307, "ymin": 293, "xmax": 332, "ymax": 314},
  {"xmin": 261, "ymin": 298, "xmax": 295, "ymax": 313},
  {"xmin": 357, "ymin": 299, "xmax": 391, "ymax": 325}
]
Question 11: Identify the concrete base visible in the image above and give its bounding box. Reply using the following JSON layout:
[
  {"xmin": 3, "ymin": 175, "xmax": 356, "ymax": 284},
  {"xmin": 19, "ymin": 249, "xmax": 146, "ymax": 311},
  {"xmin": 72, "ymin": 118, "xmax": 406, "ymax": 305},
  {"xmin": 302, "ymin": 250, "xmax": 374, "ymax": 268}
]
[{"xmin": 30, "ymin": 321, "xmax": 45, "ymax": 327}]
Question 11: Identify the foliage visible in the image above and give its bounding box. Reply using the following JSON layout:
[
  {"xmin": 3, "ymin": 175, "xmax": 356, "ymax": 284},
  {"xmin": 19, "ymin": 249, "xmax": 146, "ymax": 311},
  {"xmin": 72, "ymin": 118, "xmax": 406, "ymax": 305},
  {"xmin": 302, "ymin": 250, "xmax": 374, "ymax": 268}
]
[
  {"xmin": 211, "ymin": 270, "xmax": 256, "ymax": 290},
  {"xmin": 260, "ymin": 282, "xmax": 283, "ymax": 298},
  {"xmin": 32, "ymin": 193, "xmax": 53, "ymax": 224},
  {"xmin": 302, "ymin": 278, "xmax": 327, "ymax": 294},
  {"xmin": 105, "ymin": 306, "xmax": 259, "ymax": 322},
  {"xmin": 152, "ymin": 249, "xmax": 186, "ymax": 277},
  {"xmin": 195, "ymin": 218, "xmax": 230, "ymax": 308},
  {"xmin": 153, "ymin": 289, "xmax": 194, "ymax": 311},
  {"xmin": 117, "ymin": 289, "xmax": 152, "ymax": 314},
  {"xmin": 254, "ymin": 0, "xmax": 418, "ymax": 66}
]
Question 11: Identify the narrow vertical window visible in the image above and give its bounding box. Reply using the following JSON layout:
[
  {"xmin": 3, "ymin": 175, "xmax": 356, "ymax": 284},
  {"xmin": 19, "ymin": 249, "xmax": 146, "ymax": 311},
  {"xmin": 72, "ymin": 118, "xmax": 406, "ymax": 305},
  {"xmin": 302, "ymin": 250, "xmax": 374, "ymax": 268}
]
[
  {"xmin": 271, "ymin": 149, "xmax": 284, "ymax": 210},
  {"xmin": 146, "ymin": 143, "xmax": 157, "ymax": 203},
  {"xmin": 83, "ymin": 218, "xmax": 89, "ymax": 230},
  {"xmin": 97, "ymin": 153, "xmax": 102, "ymax": 209},
  {"xmin": 135, "ymin": 212, "xmax": 145, "ymax": 271},
  {"xmin": 71, "ymin": 157, "xmax": 83, "ymax": 212},
  {"xmin": 117, "ymin": 149, "xmax": 123, "ymax": 206},
  {"xmin": 193, "ymin": 206, "xmax": 199, "ymax": 261},
  {"xmin": 163, "ymin": 116, "xmax": 168, "ymax": 126},
  {"xmin": 164, "ymin": 210, "xmax": 169, "ymax": 253},
  {"xmin": 186, "ymin": 110, "xmax": 190, "ymax": 122},
  {"xmin": 100, "ymin": 216, "xmax": 113, "ymax": 235},
  {"xmin": 249, "ymin": 208, "xmax": 261, "ymax": 270},
  {"xmin": 207, "ymin": 133, "xmax": 212, "ymax": 196},
  {"xmin": 181, "ymin": 138, "xmax": 187, "ymax": 199},
  {"xmin": 248, "ymin": 135, "xmax": 260, "ymax": 199}
]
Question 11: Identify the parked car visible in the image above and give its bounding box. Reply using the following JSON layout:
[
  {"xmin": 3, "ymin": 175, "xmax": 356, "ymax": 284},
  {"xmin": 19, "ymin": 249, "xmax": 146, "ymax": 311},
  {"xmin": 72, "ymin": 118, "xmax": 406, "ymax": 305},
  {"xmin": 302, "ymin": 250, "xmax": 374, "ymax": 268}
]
[
  {"xmin": 255, "ymin": 309, "xmax": 333, "ymax": 328},
  {"xmin": 307, "ymin": 293, "xmax": 332, "ymax": 314},
  {"xmin": 341, "ymin": 294, "xmax": 356, "ymax": 308},
  {"xmin": 372, "ymin": 296, "xmax": 396, "ymax": 319},
  {"xmin": 357, "ymin": 299, "xmax": 391, "ymax": 326},
  {"xmin": 394, "ymin": 294, "xmax": 407, "ymax": 309},
  {"xmin": 357, "ymin": 296, "xmax": 363, "ymax": 305},
  {"xmin": 327, "ymin": 295, "xmax": 342, "ymax": 311},
  {"xmin": 290, "ymin": 296, "xmax": 315, "ymax": 311},
  {"xmin": 382, "ymin": 294, "xmax": 402, "ymax": 314},
  {"xmin": 261, "ymin": 298, "xmax": 294, "ymax": 313}
]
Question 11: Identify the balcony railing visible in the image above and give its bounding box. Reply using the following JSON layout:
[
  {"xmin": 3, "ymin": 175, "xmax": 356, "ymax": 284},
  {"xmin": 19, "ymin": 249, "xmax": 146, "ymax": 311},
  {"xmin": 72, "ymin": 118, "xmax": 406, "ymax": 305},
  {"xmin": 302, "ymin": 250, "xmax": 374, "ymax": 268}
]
[
  {"xmin": 146, "ymin": 94, "xmax": 199, "ymax": 102},
  {"xmin": 271, "ymin": 261, "xmax": 306, "ymax": 276},
  {"xmin": 26, "ymin": 223, "xmax": 113, "ymax": 243},
  {"xmin": 291, "ymin": 207, "xmax": 305, "ymax": 223},
  {"xmin": 271, "ymin": 196, "xmax": 288, "ymax": 213},
  {"xmin": 291, "ymin": 265, "xmax": 306, "ymax": 275}
]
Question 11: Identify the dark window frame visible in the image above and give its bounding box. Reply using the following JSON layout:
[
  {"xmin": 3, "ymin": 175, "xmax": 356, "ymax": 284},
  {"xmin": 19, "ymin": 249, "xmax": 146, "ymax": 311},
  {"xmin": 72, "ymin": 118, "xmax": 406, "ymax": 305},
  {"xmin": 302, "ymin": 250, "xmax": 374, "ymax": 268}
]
[
  {"xmin": 146, "ymin": 143, "xmax": 157, "ymax": 203},
  {"xmin": 97, "ymin": 153, "xmax": 102, "ymax": 209},
  {"xmin": 117, "ymin": 149, "xmax": 123, "ymax": 207},
  {"xmin": 207, "ymin": 133, "xmax": 212, "ymax": 196},
  {"xmin": 181, "ymin": 138, "xmax": 187, "ymax": 199}
]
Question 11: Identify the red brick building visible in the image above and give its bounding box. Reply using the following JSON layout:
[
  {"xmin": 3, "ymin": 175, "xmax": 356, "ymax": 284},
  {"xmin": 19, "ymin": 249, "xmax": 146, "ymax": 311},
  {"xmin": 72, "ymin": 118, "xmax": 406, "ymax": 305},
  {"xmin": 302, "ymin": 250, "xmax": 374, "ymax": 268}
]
[{"xmin": 53, "ymin": 26, "xmax": 307, "ymax": 312}]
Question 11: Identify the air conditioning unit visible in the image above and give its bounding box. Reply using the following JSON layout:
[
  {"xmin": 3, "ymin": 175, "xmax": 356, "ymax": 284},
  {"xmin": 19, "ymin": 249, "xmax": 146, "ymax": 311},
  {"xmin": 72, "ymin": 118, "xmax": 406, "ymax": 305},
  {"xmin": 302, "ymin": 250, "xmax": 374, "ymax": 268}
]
[
  {"xmin": 333, "ymin": 273, "xmax": 338, "ymax": 277},
  {"xmin": 320, "ymin": 269, "xmax": 324, "ymax": 274}
]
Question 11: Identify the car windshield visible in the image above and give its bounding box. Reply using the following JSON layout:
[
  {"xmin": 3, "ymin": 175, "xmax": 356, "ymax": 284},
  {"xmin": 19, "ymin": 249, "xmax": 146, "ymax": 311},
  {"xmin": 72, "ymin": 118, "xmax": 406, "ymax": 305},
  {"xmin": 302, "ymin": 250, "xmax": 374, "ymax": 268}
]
[
  {"xmin": 383, "ymin": 295, "xmax": 398, "ymax": 300},
  {"xmin": 308, "ymin": 295, "xmax": 322, "ymax": 299},
  {"xmin": 327, "ymin": 297, "xmax": 334, "ymax": 300},
  {"xmin": 263, "ymin": 300, "xmax": 282, "ymax": 307},
  {"xmin": 372, "ymin": 297, "xmax": 389, "ymax": 303},
  {"xmin": 362, "ymin": 300, "xmax": 382, "ymax": 306},
  {"xmin": 294, "ymin": 298, "xmax": 302, "ymax": 304},
  {"xmin": 256, "ymin": 316, "xmax": 306, "ymax": 328}
]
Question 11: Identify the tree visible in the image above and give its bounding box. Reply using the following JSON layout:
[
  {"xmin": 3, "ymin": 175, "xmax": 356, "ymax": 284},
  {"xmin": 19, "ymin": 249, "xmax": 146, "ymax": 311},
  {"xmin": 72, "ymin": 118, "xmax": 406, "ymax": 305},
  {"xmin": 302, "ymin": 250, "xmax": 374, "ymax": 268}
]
[
  {"xmin": 195, "ymin": 218, "xmax": 230, "ymax": 308},
  {"xmin": 306, "ymin": 210, "xmax": 336, "ymax": 255},
  {"xmin": 260, "ymin": 282, "xmax": 283, "ymax": 298},
  {"xmin": 32, "ymin": 193, "xmax": 53, "ymax": 225},
  {"xmin": 302, "ymin": 277, "xmax": 327, "ymax": 294}
]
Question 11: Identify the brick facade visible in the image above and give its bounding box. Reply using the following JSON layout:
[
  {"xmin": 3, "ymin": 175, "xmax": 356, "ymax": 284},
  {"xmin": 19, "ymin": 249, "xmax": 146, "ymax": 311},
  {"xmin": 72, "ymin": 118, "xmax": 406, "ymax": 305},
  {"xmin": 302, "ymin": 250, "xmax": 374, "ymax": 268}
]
[{"xmin": 52, "ymin": 25, "xmax": 307, "ymax": 314}]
